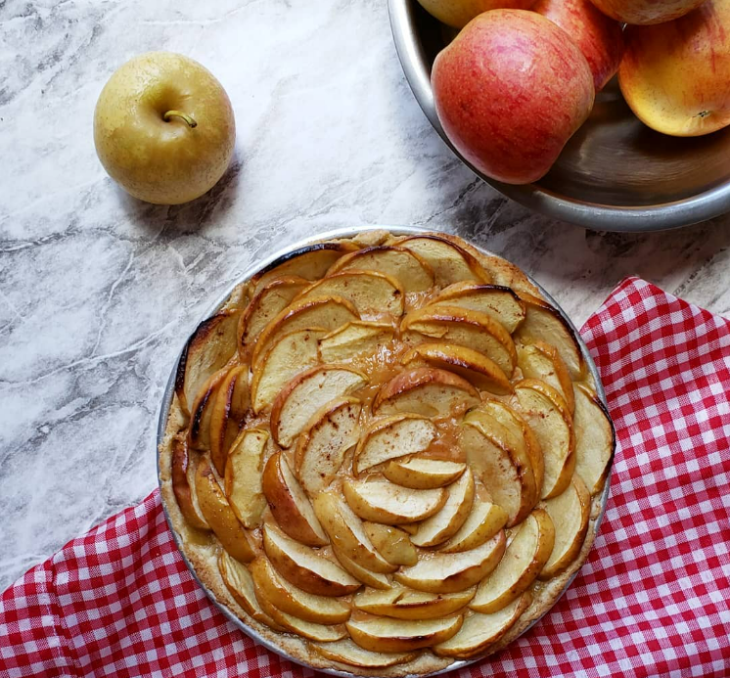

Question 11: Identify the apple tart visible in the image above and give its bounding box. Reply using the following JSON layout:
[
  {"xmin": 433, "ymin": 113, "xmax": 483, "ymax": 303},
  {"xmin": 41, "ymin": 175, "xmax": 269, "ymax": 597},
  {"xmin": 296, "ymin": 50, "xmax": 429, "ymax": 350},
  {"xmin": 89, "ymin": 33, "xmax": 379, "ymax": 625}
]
[{"xmin": 159, "ymin": 230, "xmax": 615, "ymax": 676}]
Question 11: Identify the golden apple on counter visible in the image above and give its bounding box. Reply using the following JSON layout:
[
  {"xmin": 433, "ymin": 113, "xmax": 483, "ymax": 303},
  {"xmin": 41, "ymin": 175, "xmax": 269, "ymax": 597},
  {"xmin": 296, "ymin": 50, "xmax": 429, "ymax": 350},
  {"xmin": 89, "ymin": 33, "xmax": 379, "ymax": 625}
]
[{"xmin": 94, "ymin": 52, "xmax": 235, "ymax": 205}]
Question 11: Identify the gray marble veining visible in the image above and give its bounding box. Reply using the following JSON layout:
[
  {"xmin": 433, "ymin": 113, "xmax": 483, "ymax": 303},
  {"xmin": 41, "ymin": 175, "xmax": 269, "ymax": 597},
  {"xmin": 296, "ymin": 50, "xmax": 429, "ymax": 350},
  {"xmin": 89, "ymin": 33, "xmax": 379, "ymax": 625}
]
[{"xmin": 1, "ymin": 0, "xmax": 729, "ymax": 592}]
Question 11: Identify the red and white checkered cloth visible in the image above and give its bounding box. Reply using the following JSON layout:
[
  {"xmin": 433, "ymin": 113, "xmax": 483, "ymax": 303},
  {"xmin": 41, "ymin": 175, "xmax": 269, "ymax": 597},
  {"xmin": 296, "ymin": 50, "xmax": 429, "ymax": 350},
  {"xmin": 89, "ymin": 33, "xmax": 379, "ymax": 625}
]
[{"xmin": 2, "ymin": 276, "xmax": 729, "ymax": 678}]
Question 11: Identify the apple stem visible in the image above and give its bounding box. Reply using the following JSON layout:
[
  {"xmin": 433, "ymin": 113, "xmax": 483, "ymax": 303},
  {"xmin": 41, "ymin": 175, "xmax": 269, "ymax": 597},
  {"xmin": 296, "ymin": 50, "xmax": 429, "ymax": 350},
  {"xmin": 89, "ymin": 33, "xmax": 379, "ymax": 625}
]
[{"xmin": 163, "ymin": 110, "xmax": 197, "ymax": 128}]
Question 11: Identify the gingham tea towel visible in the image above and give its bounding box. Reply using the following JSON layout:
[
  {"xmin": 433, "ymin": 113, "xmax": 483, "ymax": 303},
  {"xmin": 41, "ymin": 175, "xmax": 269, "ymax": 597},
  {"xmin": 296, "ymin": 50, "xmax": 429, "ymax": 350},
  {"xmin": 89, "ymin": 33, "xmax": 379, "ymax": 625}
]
[{"xmin": 1, "ymin": 276, "xmax": 729, "ymax": 678}]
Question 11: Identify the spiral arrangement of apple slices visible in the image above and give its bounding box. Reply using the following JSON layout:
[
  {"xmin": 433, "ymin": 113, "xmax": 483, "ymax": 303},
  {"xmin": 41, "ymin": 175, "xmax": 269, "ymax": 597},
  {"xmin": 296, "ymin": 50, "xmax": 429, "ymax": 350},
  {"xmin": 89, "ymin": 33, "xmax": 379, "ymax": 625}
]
[{"xmin": 166, "ymin": 231, "xmax": 615, "ymax": 674}]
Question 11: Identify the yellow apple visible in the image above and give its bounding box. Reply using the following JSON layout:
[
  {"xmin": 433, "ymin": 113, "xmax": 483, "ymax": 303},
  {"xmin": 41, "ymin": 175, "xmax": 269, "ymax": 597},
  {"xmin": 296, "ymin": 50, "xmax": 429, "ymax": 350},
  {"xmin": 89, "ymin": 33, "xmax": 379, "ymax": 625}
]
[
  {"xmin": 416, "ymin": 0, "xmax": 537, "ymax": 29},
  {"xmin": 94, "ymin": 52, "xmax": 235, "ymax": 204}
]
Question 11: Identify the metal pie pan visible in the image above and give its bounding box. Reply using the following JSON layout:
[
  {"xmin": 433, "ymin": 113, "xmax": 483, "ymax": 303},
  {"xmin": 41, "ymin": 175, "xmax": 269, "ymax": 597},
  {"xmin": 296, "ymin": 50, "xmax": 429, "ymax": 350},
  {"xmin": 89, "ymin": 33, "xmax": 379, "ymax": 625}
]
[{"xmin": 157, "ymin": 225, "xmax": 615, "ymax": 677}]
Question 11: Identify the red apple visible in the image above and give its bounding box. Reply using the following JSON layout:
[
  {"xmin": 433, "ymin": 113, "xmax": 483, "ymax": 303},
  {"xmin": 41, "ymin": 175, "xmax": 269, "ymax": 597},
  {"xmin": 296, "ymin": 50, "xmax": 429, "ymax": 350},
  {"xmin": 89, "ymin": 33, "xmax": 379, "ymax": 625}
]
[
  {"xmin": 432, "ymin": 10, "xmax": 595, "ymax": 185},
  {"xmin": 587, "ymin": 0, "xmax": 706, "ymax": 24},
  {"xmin": 534, "ymin": 0, "xmax": 624, "ymax": 91}
]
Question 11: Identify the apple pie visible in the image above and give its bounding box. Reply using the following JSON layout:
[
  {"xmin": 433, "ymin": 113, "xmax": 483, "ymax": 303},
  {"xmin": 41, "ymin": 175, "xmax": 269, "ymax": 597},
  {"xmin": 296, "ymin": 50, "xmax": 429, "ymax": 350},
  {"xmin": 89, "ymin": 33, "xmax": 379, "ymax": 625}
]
[{"xmin": 159, "ymin": 230, "xmax": 615, "ymax": 676}]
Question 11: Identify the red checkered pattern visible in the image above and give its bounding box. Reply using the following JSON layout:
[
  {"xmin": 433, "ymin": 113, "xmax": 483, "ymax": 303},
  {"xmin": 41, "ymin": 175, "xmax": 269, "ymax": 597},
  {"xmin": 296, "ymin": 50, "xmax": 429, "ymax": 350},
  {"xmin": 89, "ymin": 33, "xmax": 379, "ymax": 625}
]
[{"xmin": 1, "ymin": 276, "xmax": 729, "ymax": 678}]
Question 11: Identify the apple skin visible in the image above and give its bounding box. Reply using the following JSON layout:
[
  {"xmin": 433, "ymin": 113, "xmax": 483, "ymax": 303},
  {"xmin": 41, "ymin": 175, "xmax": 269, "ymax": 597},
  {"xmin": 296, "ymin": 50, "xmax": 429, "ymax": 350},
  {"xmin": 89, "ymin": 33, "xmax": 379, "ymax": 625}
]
[
  {"xmin": 432, "ymin": 11, "xmax": 595, "ymax": 185},
  {"xmin": 534, "ymin": 0, "xmax": 624, "ymax": 92},
  {"xmin": 416, "ymin": 0, "xmax": 537, "ymax": 29},
  {"xmin": 619, "ymin": 0, "xmax": 730, "ymax": 136},
  {"xmin": 94, "ymin": 52, "xmax": 235, "ymax": 205},
  {"xmin": 587, "ymin": 0, "xmax": 706, "ymax": 24}
]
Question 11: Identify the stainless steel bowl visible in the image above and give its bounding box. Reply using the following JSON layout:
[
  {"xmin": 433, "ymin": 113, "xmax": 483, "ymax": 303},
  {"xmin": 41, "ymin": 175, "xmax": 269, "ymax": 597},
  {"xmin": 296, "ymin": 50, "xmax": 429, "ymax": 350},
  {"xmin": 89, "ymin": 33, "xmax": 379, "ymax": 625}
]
[
  {"xmin": 157, "ymin": 225, "xmax": 615, "ymax": 677},
  {"xmin": 389, "ymin": 0, "xmax": 730, "ymax": 232}
]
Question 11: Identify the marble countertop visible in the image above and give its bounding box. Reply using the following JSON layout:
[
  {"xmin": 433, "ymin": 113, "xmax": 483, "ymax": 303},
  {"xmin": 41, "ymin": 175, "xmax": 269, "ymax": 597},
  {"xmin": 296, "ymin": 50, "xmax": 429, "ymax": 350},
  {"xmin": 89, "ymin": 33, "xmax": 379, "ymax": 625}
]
[{"xmin": 1, "ymin": 0, "xmax": 729, "ymax": 593}]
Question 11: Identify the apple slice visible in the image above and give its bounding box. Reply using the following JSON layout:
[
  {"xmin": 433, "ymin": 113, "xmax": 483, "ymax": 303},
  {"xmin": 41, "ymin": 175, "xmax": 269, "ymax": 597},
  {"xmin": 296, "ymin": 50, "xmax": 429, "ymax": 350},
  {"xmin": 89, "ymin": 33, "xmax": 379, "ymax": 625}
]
[
  {"xmin": 516, "ymin": 341, "xmax": 575, "ymax": 415},
  {"xmin": 296, "ymin": 397, "xmax": 362, "ymax": 494},
  {"xmin": 346, "ymin": 615, "xmax": 463, "ymax": 653},
  {"xmin": 395, "ymin": 531, "xmax": 506, "ymax": 593},
  {"xmin": 384, "ymin": 457, "xmax": 466, "ymax": 489},
  {"xmin": 250, "ymin": 557, "xmax": 351, "ymax": 624},
  {"xmin": 175, "ymin": 308, "xmax": 240, "ymax": 416},
  {"xmin": 312, "ymin": 638, "xmax": 417, "ymax": 669},
  {"xmin": 250, "ymin": 328, "xmax": 326, "ymax": 414},
  {"xmin": 224, "ymin": 428, "xmax": 267, "ymax": 529},
  {"xmin": 332, "ymin": 548, "xmax": 392, "ymax": 589},
  {"xmin": 313, "ymin": 493, "xmax": 397, "ymax": 574},
  {"xmin": 262, "ymin": 523, "xmax": 361, "ymax": 596},
  {"xmin": 262, "ymin": 451, "xmax": 328, "ymax": 547},
  {"xmin": 170, "ymin": 434, "xmax": 210, "ymax": 531},
  {"xmin": 460, "ymin": 408, "xmax": 537, "ymax": 527},
  {"xmin": 188, "ymin": 367, "xmax": 228, "ymax": 451},
  {"xmin": 372, "ymin": 367, "xmax": 479, "ymax": 418},
  {"xmin": 327, "ymin": 245, "xmax": 435, "ymax": 293},
  {"xmin": 195, "ymin": 460, "xmax": 255, "ymax": 564},
  {"xmin": 249, "ymin": 242, "xmax": 357, "ymax": 297},
  {"xmin": 540, "ymin": 475, "xmax": 591, "ymax": 580},
  {"xmin": 402, "ymin": 305, "xmax": 516, "ymax": 376},
  {"xmin": 515, "ymin": 291, "xmax": 585, "ymax": 379},
  {"xmin": 430, "ymin": 282, "xmax": 526, "ymax": 334},
  {"xmin": 434, "ymin": 591, "xmax": 532, "ymax": 658},
  {"xmin": 397, "ymin": 234, "xmax": 492, "ymax": 287},
  {"xmin": 354, "ymin": 414, "xmax": 437, "ymax": 475},
  {"xmin": 513, "ymin": 379, "xmax": 575, "ymax": 499},
  {"xmin": 218, "ymin": 551, "xmax": 283, "ymax": 631},
  {"xmin": 354, "ymin": 586, "xmax": 475, "ymax": 620},
  {"xmin": 574, "ymin": 383, "xmax": 615, "ymax": 494},
  {"xmin": 256, "ymin": 593, "xmax": 347, "ymax": 642},
  {"xmin": 251, "ymin": 296, "xmax": 359, "ymax": 367},
  {"xmin": 441, "ymin": 501, "xmax": 508, "ymax": 554},
  {"xmin": 318, "ymin": 321, "xmax": 396, "ymax": 363},
  {"xmin": 363, "ymin": 523, "xmax": 418, "ymax": 566},
  {"xmin": 294, "ymin": 270, "xmax": 405, "ymax": 316},
  {"xmin": 401, "ymin": 343, "xmax": 513, "ymax": 395},
  {"xmin": 412, "ymin": 468, "xmax": 475, "ymax": 547},
  {"xmin": 471, "ymin": 509, "xmax": 555, "ymax": 613},
  {"xmin": 343, "ymin": 478, "xmax": 447, "ymax": 524},
  {"xmin": 239, "ymin": 275, "xmax": 309, "ymax": 351},
  {"xmin": 271, "ymin": 364, "xmax": 366, "ymax": 448},
  {"xmin": 209, "ymin": 364, "xmax": 250, "ymax": 475}
]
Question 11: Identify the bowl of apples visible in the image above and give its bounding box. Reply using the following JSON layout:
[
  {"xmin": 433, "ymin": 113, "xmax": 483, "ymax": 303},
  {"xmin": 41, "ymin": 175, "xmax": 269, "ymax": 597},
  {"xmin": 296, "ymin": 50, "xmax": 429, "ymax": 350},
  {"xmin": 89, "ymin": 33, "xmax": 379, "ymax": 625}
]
[{"xmin": 389, "ymin": 0, "xmax": 730, "ymax": 231}]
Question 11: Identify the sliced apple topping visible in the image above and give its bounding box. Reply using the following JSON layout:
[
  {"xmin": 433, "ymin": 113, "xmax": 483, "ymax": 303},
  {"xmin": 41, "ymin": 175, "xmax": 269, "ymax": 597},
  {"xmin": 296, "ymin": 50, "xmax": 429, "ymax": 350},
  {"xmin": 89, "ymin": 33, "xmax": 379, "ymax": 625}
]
[
  {"xmin": 513, "ymin": 379, "xmax": 575, "ymax": 499},
  {"xmin": 224, "ymin": 428, "xmax": 267, "ymax": 529},
  {"xmin": 294, "ymin": 270, "xmax": 405, "ymax": 316},
  {"xmin": 397, "ymin": 234, "xmax": 491, "ymax": 287},
  {"xmin": 170, "ymin": 434, "xmax": 209, "ymax": 531},
  {"xmin": 384, "ymin": 457, "xmax": 466, "ymax": 489},
  {"xmin": 257, "ymin": 593, "xmax": 348, "ymax": 642},
  {"xmin": 460, "ymin": 408, "xmax": 538, "ymax": 527},
  {"xmin": 401, "ymin": 343, "xmax": 513, "ymax": 395},
  {"xmin": 318, "ymin": 321, "xmax": 396, "ymax": 363},
  {"xmin": 344, "ymin": 477, "xmax": 447, "ymax": 524},
  {"xmin": 354, "ymin": 414, "xmax": 437, "ymax": 475},
  {"xmin": 332, "ymin": 548, "xmax": 392, "ymax": 589},
  {"xmin": 372, "ymin": 367, "xmax": 480, "ymax": 418},
  {"xmin": 314, "ymin": 493, "xmax": 397, "ymax": 574},
  {"xmin": 312, "ymin": 638, "xmax": 417, "ymax": 669},
  {"xmin": 327, "ymin": 245, "xmax": 435, "ymax": 293},
  {"xmin": 573, "ymin": 383, "xmax": 615, "ymax": 494},
  {"xmin": 296, "ymin": 397, "xmax": 362, "ymax": 495},
  {"xmin": 515, "ymin": 291, "xmax": 585, "ymax": 379},
  {"xmin": 516, "ymin": 340, "xmax": 575, "ymax": 415},
  {"xmin": 412, "ymin": 468, "xmax": 475, "ymax": 547},
  {"xmin": 195, "ymin": 460, "xmax": 255, "ymax": 564},
  {"xmin": 262, "ymin": 523, "xmax": 361, "ymax": 596},
  {"xmin": 441, "ymin": 500, "xmax": 508, "ymax": 554},
  {"xmin": 430, "ymin": 282, "xmax": 527, "ymax": 334},
  {"xmin": 271, "ymin": 365, "xmax": 367, "ymax": 448},
  {"xmin": 239, "ymin": 276, "xmax": 309, "ymax": 351},
  {"xmin": 209, "ymin": 364, "xmax": 250, "ymax": 475},
  {"xmin": 363, "ymin": 523, "xmax": 418, "ymax": 566},
  {"xmin": 354, "ymin": 586, "xmax": 476, "ymax": 620},
  {"xmin": 402, "ymin": 305, "xmax": 516, "ymax": 376},
  {"xmin": 250, "ymin": 328, "xmax": 326, "ymax": 414},
  {"xmin": 434, "ymin": 591, "xmax": 532, "ymax": 658},
  {"xmin": 188, "ymin": 367, "xmax": 228, "ymax": 452},
  {"xmin": 471, "ymin": 509, "xmax": 555, "ymax": 613},
  {"xmin": 540, "ymin": 475, "xmax": 591, "ymax": 580},
  {"xmin": 250, "ymin": 557, "xmax": 351, "ymax": 624},
  {"xmin": 395, "ymin": 531, "xmax": 506, "ymax": 593},
  {"xmin": 262, "ymin": 451, "xmax": 328, "ymax": 547},
  {"xmin": 346, "ymin": 615, "xmax": 464, "ymax": 653}
]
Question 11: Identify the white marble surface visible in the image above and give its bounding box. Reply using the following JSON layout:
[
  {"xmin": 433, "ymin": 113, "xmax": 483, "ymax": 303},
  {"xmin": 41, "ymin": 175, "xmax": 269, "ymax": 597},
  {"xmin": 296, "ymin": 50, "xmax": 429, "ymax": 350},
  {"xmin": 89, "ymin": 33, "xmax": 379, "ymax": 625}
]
[{"xmin": 1, "ymin": 0, "xmax": 729, "ymax": 592}]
